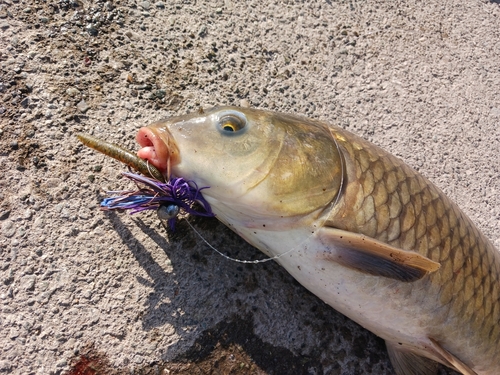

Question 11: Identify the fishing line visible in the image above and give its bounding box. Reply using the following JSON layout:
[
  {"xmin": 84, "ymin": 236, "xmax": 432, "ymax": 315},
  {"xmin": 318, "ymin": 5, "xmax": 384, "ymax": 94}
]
[{"xmin": 184, "ymin": 217, "xmax": 298, "ymax": 264}]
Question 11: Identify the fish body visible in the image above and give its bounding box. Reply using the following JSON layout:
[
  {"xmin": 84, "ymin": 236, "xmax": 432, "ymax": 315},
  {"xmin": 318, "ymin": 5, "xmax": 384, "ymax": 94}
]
[{"xmin": 136, "ymin": 107, "xmax": 500, "ymax": 375}]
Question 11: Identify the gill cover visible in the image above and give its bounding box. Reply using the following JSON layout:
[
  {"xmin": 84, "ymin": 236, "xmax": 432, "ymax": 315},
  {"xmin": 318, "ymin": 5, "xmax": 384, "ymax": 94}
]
[{"xmin": 209, "ymin": 108, "xmax": 345, "ymax": 217}]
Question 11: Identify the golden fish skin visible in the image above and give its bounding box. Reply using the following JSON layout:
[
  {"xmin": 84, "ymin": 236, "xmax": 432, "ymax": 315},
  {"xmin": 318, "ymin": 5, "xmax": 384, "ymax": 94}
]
[
  {"xmin": 135, "ymin": 107, "xmax": 500, "ymax": 375},
  {"xmin": 326, "ymin": 125, "xmax": 500, "ymax": 373}
]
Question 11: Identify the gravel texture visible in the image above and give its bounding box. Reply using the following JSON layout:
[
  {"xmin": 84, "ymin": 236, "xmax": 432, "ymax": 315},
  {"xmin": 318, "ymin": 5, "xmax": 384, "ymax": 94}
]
[{"xmin": 0, "ymin": 0, "xmax": 499, "ymax": 374}]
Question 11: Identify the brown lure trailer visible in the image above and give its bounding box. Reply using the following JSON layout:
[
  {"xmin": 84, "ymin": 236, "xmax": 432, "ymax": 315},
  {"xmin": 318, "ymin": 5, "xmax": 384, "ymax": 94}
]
[{"xmin": 76, "ymin": 133, "xmax": 165, "ymax": 182}]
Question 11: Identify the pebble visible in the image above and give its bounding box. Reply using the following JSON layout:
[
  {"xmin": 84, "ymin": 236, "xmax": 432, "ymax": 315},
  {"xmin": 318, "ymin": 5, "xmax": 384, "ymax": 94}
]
[
  {"xmin": 66, "ymin": 338, "xmax": 77, "ymax": 349},
  {"xmin": 60, "ymin": 208, "xmax": 71, "ymax": 219},
  {"xmin": 86, "ymin": 24, "xmax": 98, "ymax": 36},
  {"xmin": 1, "ymin": 220, "xmax": 16, "ymax": 238},
  {"xmin": 132, "ymin": 84, "xmax": 151, "ymax": 91},
  {"xmin": 0, "ymin": 360, "xmax": 11, "ymax": 371},
  {"xmin": 125, "ymin": 30, "xmax": 141, "ymax": 41},
  {"xmin": 9, "ymin": 327, "xmax": 19, "ymax": 339},
  {"xmin": 121, "ymin": 101, "xmax": 133, "ymax": 110},
  {"xmin": 16, "ymin": 226, "xmax": 26, "ymax": 238},
  {"xmin": 490, "ymin": 107, "xmax": 500, "ymax": 117},
  {"xmin": 117, "ymin": 109, "xmax": 128, "ymax": 120},
  {"xmin": 0, "ymin": 210, "xmax": 10, "ymax": 220},
  {"xmin": 198, "ymin": 25, "xmax": 207, "ymax": 37},
  {"xmin": 154, "ymin": 89, "xmax": 166, "ymax": 99},
  {"xmin": 140, "ymin": 1, "xmax": 151, "ymax": 10},
  {"xmin": 20, "ymin": 275, "xmax": 36, "ymax": 291},
  {"xmin": 155, "ymin": 1, "xmax": 165, "ymax": 8},
  {"xmin": 76, "ymin": 100, "xmax": 90, "ymax": 113},
  {"xmin": 66, "ymin": 87, "xmax": 80, "ymax": 97},
  {"xmin": 0, "ymin": 22, "xmax": 7, "ymax": 31}
]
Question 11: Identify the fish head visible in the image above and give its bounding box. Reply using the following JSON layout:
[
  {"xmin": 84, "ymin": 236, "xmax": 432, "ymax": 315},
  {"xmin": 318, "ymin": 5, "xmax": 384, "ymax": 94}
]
[{"xmin": 137, "ymin": 107, "xmax": 344, "ymax": 229}]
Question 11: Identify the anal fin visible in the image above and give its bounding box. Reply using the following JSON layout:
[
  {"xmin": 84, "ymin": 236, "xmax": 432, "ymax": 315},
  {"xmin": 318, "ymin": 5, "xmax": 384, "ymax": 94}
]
[
  {"xmin": 386, "ymin": 341, "xmax": 439, "ymax": 375},
  {"xmin": 318, "ymin": 227, "xmax": 440, "ymax": 282}
]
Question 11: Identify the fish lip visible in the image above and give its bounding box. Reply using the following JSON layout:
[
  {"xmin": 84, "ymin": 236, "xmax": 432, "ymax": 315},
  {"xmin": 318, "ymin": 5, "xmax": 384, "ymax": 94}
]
[{"xmin": 136, "ymin": 125, "xmax": 180, "ymax": 176}]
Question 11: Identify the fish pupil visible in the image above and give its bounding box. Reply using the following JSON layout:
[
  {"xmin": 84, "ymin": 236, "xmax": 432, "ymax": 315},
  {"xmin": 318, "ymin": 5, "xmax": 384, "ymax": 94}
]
[{"xmin": 216, "ymin": 113, "xmax": 247, "ymax": 135}]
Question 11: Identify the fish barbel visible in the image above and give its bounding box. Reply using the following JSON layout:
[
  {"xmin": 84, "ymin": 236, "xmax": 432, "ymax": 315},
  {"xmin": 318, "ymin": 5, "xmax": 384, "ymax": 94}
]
[{"xmin": 135, "ymin": 107, "xmax": 500, "ymax": 375}]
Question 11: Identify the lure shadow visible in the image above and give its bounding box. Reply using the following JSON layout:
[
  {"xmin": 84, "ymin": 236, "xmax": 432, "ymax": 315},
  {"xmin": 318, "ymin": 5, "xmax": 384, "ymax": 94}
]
[
  {"xmin": 103, "ymin": 211, "xmax": 174, "ymax": 315},
  {"xmin": 103, "ymin": 210, "xmax": 257, "ymax": 333}
]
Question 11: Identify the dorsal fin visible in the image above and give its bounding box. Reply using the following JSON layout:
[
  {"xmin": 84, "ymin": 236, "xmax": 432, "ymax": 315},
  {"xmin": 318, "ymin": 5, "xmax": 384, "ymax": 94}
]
[{"xmin": 318, "ymin": 227, "xmax": 440, "ymax": 282}]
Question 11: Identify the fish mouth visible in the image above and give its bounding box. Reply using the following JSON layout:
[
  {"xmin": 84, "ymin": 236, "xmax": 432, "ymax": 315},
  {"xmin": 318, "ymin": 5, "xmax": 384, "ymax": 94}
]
[{"xmin": 136, "ymin": 125, "xmax": 180, "ymax": 177}]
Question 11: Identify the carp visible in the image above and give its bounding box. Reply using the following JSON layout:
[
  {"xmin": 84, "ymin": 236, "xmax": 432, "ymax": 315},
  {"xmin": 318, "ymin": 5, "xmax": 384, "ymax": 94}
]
[{"xmin": 134, "ymin": 107, "xmax": 499, "ymax": 375}]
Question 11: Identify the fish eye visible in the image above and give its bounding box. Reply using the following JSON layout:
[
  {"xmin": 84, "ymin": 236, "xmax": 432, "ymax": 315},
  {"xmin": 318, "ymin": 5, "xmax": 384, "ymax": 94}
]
[{"xmin": 216, "ymin": 112, "xmax": 247, "ymax": 136}]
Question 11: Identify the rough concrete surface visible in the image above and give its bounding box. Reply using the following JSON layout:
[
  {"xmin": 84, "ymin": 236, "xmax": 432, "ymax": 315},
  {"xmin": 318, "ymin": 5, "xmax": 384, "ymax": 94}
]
[{"xmin": 1, "ymin": 0, "xmax": 499, "ymax": 374}]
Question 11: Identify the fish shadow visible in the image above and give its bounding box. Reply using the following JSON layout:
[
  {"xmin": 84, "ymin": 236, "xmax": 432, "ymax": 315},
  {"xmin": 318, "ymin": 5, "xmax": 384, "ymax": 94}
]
[{"xmin": 103, "ymin": 211, "xmax": 458, "ymax": 375}]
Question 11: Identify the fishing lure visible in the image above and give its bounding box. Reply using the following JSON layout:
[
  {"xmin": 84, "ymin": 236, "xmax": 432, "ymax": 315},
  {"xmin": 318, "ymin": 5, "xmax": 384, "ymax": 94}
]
[
  {"xmin": 100, "ymin": 172, "xmax": 214, "ymax": 230},
  {"xmin": 77, "ymin": 133, "xmax": 165, "ymax": 182},
  {"xmin": 76, "ymin": 133, "xmax": 214, "ymax": 229}
]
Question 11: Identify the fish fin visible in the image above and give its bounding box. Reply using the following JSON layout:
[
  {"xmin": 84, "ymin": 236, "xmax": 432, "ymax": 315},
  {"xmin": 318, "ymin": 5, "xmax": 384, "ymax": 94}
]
[
  {"xmin": 386, "ymin": 341, "xmax": 439, "ymax": 375},
  {"xmin": 318, "ymin": 227, "xmax": 440, "ymax": 282},
  {"xmin": 428, "ymin": 338, "xmax": 477, "ymax": 375}
]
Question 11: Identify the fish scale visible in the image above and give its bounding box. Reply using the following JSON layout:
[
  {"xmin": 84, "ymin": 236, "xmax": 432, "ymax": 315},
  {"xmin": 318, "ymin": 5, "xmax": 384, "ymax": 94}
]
[
  {"xmin": 129, "ymin": 106, "xmax": 499, "ymax": 374},
  {"xmin": 326, "ymin": 125, "xmax": 500, "ymax": 371}
]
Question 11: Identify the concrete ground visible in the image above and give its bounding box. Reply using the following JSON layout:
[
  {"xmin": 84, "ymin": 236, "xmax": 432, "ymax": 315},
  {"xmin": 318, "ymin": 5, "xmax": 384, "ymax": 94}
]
[{"xmin": 1, "ymin": 0, "xmax": 499, "ymax": 374}]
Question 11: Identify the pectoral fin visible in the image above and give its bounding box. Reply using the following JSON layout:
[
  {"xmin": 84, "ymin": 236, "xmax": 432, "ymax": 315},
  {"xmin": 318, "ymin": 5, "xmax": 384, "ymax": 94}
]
[
  {"xmin": 386, "ymin": 339, "xmax": 477, "ymax": 375},
  {"xmin": 318, "ymin": 227, "xmax": 440, "ymax": 282},
  {"xmin": 386, "ymin": 341, "xmax": 439, "ymax": 375}
]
